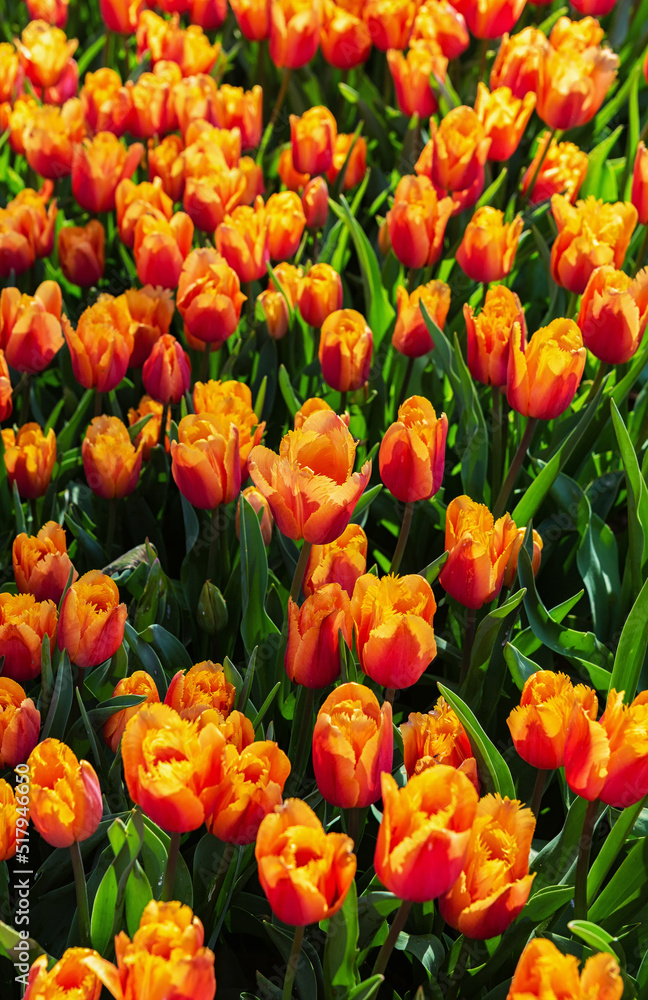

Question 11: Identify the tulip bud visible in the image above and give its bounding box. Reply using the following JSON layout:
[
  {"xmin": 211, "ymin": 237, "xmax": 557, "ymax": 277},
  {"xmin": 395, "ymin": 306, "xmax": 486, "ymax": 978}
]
[
  {"xmin": 197, "ymin": 580, "xmax": 228, "ymax": 634},
  {"xmin": 285, "ymin": 582, "xmax": 353, "ymax": 687},
  {"xmin": 133, "ymin": 558, "xmax": 167, "ymax": 632},
  {"xmin": 439, "ymin": 496, "xmax": 518, "ymax": 609},
  {"xmin": 142, "ymin": 333, "xmax": 191, "ymax": 405},
  {"xmin": 298, "ymin": 262, "xmax": 343, "ymax": 327},
  {"xmin": 457, "ymin": 206, "xmax": 523, "ymax": 284},
  {"xmin": 319, "ymin": 308, "xmax": 373, "ymax": 393},
  {"xmin": 2, "ymin": 424, "xmax": 57, "ymax": 499},
  {"xmin": 58, "ymin": 221, "xmax": 105, "ymax": 287},
  {"xmin": 380, "ymin": 395, "xmax": 448, "ymax": 502},
  {"xmin": 290, "ymin": 106, "xmax": 337, "ymax": 175},
  {"xmin": 236, "ymin": 485, "xmax": 274, "ymax": 545},
  {"xmin": 269, "ymin": 0, "xmax": 321, "ymax": 69},
  {"xmin": 302, "ymin": 176, "xmax": 328, "ymax": 230}
]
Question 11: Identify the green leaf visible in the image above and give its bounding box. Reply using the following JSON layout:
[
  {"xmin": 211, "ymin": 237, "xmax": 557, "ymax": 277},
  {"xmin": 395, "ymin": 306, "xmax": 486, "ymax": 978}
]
[
  {"xmin": 124, "ymin": 621, "xmax": 168, "ymax": 696},
  {"xmin": 252, "ymin": 680, "xmax": 281, "ymax": 731},
  {"xmin": 587, "ymin": 798, "xmax": 647, "ymax": 903},
  {"xmin": 567, "ymin": 920, "xmax": 621, "ymax": 959},
  {"xmin": 579, "ymin": 126, "xmax": 624, "ymax": 199},
  {"xmin": 346, "ymin": 976, "xmax": 384, "ymax": 1000},
  {"xmin": 418, "ymin": 551, "xmax": 448, "ymax": 586},
  {"xmin": 504, "ymin": 643, "xmax": 540, "ymax": 690},
  {"xmin": 351, "ymin": 484, "xmax": 382, "ymax": 523},
  {"xmin": 41, "ymin": 651, "xmax": 73, "ymax": 741},
  {"xmin": 263, "ymin": 922, "xmax": 318, "ymax": 1000},
  {"xmin": 77, "ymin": 33, "xmax": 107, "ymax": 75},
  {"xmin": 180, "ymin": 494, "xmax": 200, "ymax": 555},
  {"xmin": 461, "ymin": 589, "xmax": 526, "ymax": 708},
  {"xmin": 278, "ymin": 363, "xmax": 302, "ymax": 416},
  {"xmin": 531, "ymin": 796, "xmax": 588, "ymax": 889},
  {"xmin": 437, "ymin": 684, "xmax": 515, "ymax": 797},
  {"xmin": 323, "ymin": 880, "xmax": 359, "ymax": 999},
  {"xmin": 56, "ymin": 389, "xmax": 94, "ymax": 452},
  {"xmin": 577, "ymin": 510, "xmax": 621, "ymax": 642},
  {"xmin": 608, "ymin": 576, "xmax": 648, "ymax": 703},
  {"xmin": 523, "ymin": 885, "xmax": 574, "ymax": 922},
  {"xmin": 588, "ymin": 835, "xmax": 648, "ymax": 924},
  {"xmin": 124, "ymin": 862, "xmax": 153, "ymax": 938},
  {"xmin": 141, "ymin": 624, "xmax": 193, "ymax": 673},
  {"xmin": 239, "ymin": 494, "xmax": 280, "ymax": 656},
  {"xmin": 611, "ymin": 398, "xmax": 648, "ymax": 598}
]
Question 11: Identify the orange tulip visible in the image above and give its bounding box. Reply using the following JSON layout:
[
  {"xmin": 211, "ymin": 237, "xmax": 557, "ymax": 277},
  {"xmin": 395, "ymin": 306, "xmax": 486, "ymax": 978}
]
[
  {"xmin": 502, "ymin": 526, "xmax": 543, "ymax": 588},
  {"xmin": 0, "ymin": 349, "xmax": 10, "ymax": 421},
  {"xmin": 213, "ymin": 84, "xmax": 263, "ymax": 150},
  {"xmin": 124, "ymin": 285, "xmax": 175, "ymax": 368},
  {"xmin": 80, "ymin": 66, "xmax": 131, "ymax": 135},
  {"xmin": 278, "ymin": 145, "xmax": 310, "ymax": 191},
  {"xmin": 439, "ymin": 496, "xmax": 518, "ymax": 609},
  {"xmin": 379, "ymin": 395, "xmax": 447, "ymax": 503},
  {"xmin": 148, "ymin": 133, "xmax": 185, "ymax": 202},
  {"xmin": 23, "ymin": 949, "xmax": 102, "ymax": 1000},
  {"xmin": 58, "ymin": 221, "xmax": 105, "ymax": 287},
  {"xmin": 565, "ymin": 688, "xmax": 648, "ymax": 808},
  {"xmin": 570, "ymin": 0, "xmax": 617, "ymax": 12},
  {"xmin": 13, "ymin": 521, "xmax": 77, "ymax": 605},
  {"xmin": 1, "ymin": 281, "xmax": 64, "ymax": 374},
  {"xmin": 303, "ymin": 523, "xmax": 367, "ymax": 598},
  {"xmin": 632, "ymin": 141, "xmax": 648, "ymax": 225},
  {"xmin": 313, "ymin": 682, "xmax": 392, "ymax": 809},
  {"xmin": 172, "ymin": 73, "xmax": 218, "ymax": 136},
  {"xmin": 269, "ymin": 0, "xmax": 321, "ymax": 69},
  {"xmin": 0, "ymin": 181, "xmax": 58, "ymax": 278},
  {"xmin": 183, "ymin": 165, "xmax": 246, "ymax": 235},
  {"xmin": 474, "ymin": 83, "xmax": 535, "ymax": 162},
  {"xmin": 401, "ymin": 697, "xmax": 479, "ymax": 790},
  {"xmin": 285, "ymin": 582, "xmax": 353, "ymax": 688},
  {"xmin": 320, "ymin": 0, "xmax": 371, "ymax": 69},
  {"xmin": 205, "ymin": 741, "xmax": 290, "ymax": 844},
  {"xmin": 237, "ymin": 485, "xmax": 274, "ymax": 545},
  {"xmin": 318, "ymin": 308, "xmax": 373, "ymax": 393},
  {"xmin": 103, "ymin": 671, "xmax": 160, "ymax": 753},
  {"xmin": 100, "ymin": 0, "xmax": 143, "ymax": 32},
  {"xmin": 577, "ymin": 265, "xmax": 648, "ymax": 365},
  {"xmin": 165, "ymin": 660, "xmax": 235, "ymax": 719},
  {"xmin": 457, "ymin": 207, "xmax": 523, "ymax": 284},
  {"xmin": 265, "ymin": 191, "xmax": 306, "ymax": 261},
  {"xmin": 171, "ymin": 412, "xmax": 241, "ymax": 510},
  {"xmin": 258, "ymin": 262, "xmax": 303, "ymax": 339},
  {"xmin": 137, "ymin": 12, "xmax": 221, "ymax": 77},
  {"xmin": 63, "ymin": 295, "xmax": 134, "ymax": 392},
  {"xmin": 142, "ymin": 333, "xmax": 191, "ymax": 405},
  {"xmin": 127, "ymin": 64, "xmax": 181, "ymax": 140},
  {"xmin": 388, "ymin": 42, "xmax": 448, "ymax": 119},
  {"xmin": 326, "ymin": 133, "xmax": 367, "ymax": 190},
  {"xmin": 255, "ymin": 797, "xmax": 356, "ymax": 925},
  {"xmin": 551, "ymin": 195, "xmax": 638, "ymax": 295},
  {"xmin": 363, "ymin": 0, "xmax": 416, "ymax": 50},
  {"xmin": 439, "ymin": 794, "xmax": 535, "ymax": 938},
  {"xmin": 122, "ymin": 702, "xmax": 226, "ymax": 831},
  {"xmin": 128, "ymin": 396, "xmax": 170, "ymax": 460},
  {"xmin": 71, "ymin": 132, "xmax": 142, "ymax": 214},
  {"xmin": 82, "ymin": 415, "xmax": 143, "ymax": 500},
  {"xmin": 451, "ymin": 0, "xmax": 525, "ymax": 37},
  {"xmin": 23, "ymin": 98, "xmax": 86, "ymax": 180},
  {"xmin": 58, "ymin": 570, "xmax": 127, "ymax": 668},
  {"xmin": 3, "ymin": 424, "xmax": 56, "ymax": 500},
  {"xmin": 0, "ymin": 677, "xmax": 40, "ymax": 768},
  {"xmin": 375, "ymin": 767, "xmax": 479, "ymax": 901},
  {"xmin": 15, "ymin": 19, "xmax": 77, "ymax": 89},
  {"xmin": 506, "ymin": 938, "xmax": 623, "ymax": 1000},
  {"xmin": 426, "ymin": 106, "xmax": 491, "ymax": 210},
  {"xmin": 215, "ymin": 197, "xmax": 270, "ymax": 283},
  {"xmin": 294, "ymin": 396, "xmax": 348, "ymax": 429},
  {"xmin": 0, "ymin": 42, "xmax": 21, "ymax": 102},
  {"xmin": 83, "ymin": 900, "xmax": 216, "ymax": 1000},
  {"xmin": 536, "ymin": 42, "xmax": 618, "ymax": 131},
  {"xmin": 392, "ymin": 280, "xmax": 451, "ymax": 358},
  {"xmin": 507, "ymin": 319, "xmax": 586, "ymax": 420},
  {"xmin": 521, "ymin": 132, "xmax": 588, "ymax": 206},
  {"xmin": 28, "ymin": 738, "xmax": 102, "ymax": 847},
  {"xmin": 490, "ymin": 27, "xmax": 549, "ymax": 98},
  {"xmin": 193, "ymin": 378, "xmax": 265, "ymax": 478},
  {"xmin": 411, "ymin": 0, "xmax": 469, "ymax": 59},
  {"xmin": 351, "ymin": 573, "xmax": 437, "ymax": 688},
  {"xmin": 177, "ymin": 248, "xmax": 245, "ymax": 347},
  {"xmin": 387, "ymin": 175, "xmax": 454, "ymax": 269},
  {"xmin": 0, "ymin": 778, "xmax": 19, "ymax": 861},
  {"xmin": 302, "ymin": 176, "xmax": 328, "ymax": 230},
  {"xmin": 298, "ymin": 262, "xmax": 343, "ymax": 327},
  {"xmin": 290, "ymin": 106, "xmax": 337, "ymax": 176},
  {"xmin": 508, "ymin": 670, "xmax": 597, "ymax": 771},
  {"xmin": 230, "ymin": 0, "xmax": 271, "ymax": 38},
  {"xmin": 249, "ymin": 409, "xmax": 371, "ymax": 543},
  {"xmin": 464, "ymin": 285, "xmax": 526, "ymax": 388},
  {"xmin": 116, "ymin": 177, "xmax": 174, "ymax": 249},
  {"xmin": 0, "ymin": 593, "xmax": 57, "ymax": 683},
  {"xmin": 134, "ymin": 212, "xmax": 195, "ymax": 289}
]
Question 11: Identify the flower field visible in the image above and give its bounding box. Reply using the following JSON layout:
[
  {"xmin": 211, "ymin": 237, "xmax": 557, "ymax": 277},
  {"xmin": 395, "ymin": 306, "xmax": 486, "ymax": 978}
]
[{"xmin": 1, "ymin": 0, "xmax": 648, "ymax": 997}]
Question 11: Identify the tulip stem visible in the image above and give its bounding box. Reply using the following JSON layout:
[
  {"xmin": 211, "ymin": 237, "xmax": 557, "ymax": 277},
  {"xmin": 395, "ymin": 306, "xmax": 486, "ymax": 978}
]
[
  {"xmin": 340, "ymin": 391, "xmax": 347, "ymax": 414},
  {"xmin": 201, "ymin": 343, "xmax": 212, "ymax": 383},
  {"xmin": 105, "ymin": 498, "xmax": 117, "ymax": 560},
  {"xmin": 574, "ymin": 799, "xmax": 599, "ymax": 920},
  {"xmin": 282, "ymin": 924, "xmax": 305, "ymax": 1000},
  {"xmin": 390, "ymin": 501, "xmax": 415, "ymax": 575},
  {"xmin": 347, "ymin": 807, "xmax": 360, "ymax": 847},
  {"xmin": 70, "ymin": 841, "xmax": 91, "ymax": 947},
  {"xmin": 478, "ymin": 38, "xmax": 489, "ymax": 81},
  {"xmin": 398, "ymin": 356, "xmax": 415, "ymax": 410},
  {"xmin": 530, "ymin": 769, "xmax": 547, "ymax": 820},
  {"xmin": 94, "ymin": 391, "xmax": 103, "ymax": 418},
  {"xmin": 208, "ymin": 508, "xmax": 220, "ymax": 587},
  {"xmin": 161, "ymin": 831, "xmax": 181, "ymax": 902},
  {"xmin": 271, "ymin": 68, "xmax": 292, "ymax": 126},
  {"xmin": 372, "ymin": 898, "xmax": 412, "ymax": 977},
  {"xmin": 158, "ymin": 402, "xmax": 170, "ymax": 448},
  {"xmin": 566, "ymin": 291, "xmax": 579, "ymax": 319},
  {"xmin": 446, "ymin": 936, "xmax": 471, "ymax": 1000},
  {"xmin": 491, "ymin": 387, "xmax": 504, "ymax": 506},
  {"xmin": 493, "ymin": 417, "xmax": 537, "ymax": 519},
  {"xmin": 460, "ymin": 608, "xmax": 477, "ymax": 686},
  {"xmin": 289, "ymin": 686, "xmax": 315, "ymax": 796},
  {"xmin": 585, "ymin": 360, "xmax": 608, "ymax": 405},
  {"xmin": 290, "ymin": 541, "xmax": 312, "ymax": 605},
  {"xmin": 385, "ymin": 687, "xmax": 396, "ymax": 707},
  {"xmin": 521, "ymin": 128, "xmax": 558, "ymax": 206},
  {"xmin": 18, "ymin": 374, "xmax": 31, "ymax": 425}
]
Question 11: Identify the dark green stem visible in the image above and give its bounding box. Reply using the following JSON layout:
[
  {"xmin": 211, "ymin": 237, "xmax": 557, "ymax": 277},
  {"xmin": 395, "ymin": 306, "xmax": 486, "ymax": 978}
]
[
  {"xmin": 70, "ymin": 841, "xmax": 91, "ymax": 947},
  {"xmin": 530, "ymin": 769, "xmax": 547, "ymax": 820},
  {"xmin": 271, "ymin": 67, "xmax": 292, "ymax": 126},
  {"xmin": 459, "ymin": 608, "xmax": 477, "ymax": 686},
  {"xmin": 289, "ymin": 687, "xmax": 315, "ymax": 795},
  {"xmin": 282, "ymin": 924, "xmax": 305, "ymax": 1000},
  {"xmin": 161, "ymin": 831, "xmax": 181, "ymax": 902},
  {"xmin": 491, "ymin": 387, "xmax": 503, "ymax": 507},
  {"xmin": 347, "ymin": 807, "xmax": 359, "ymax": 847},
  {"xmin": 478, "ymin": 38, "xmax": 488, "ymax": 81},
  {"xmin": 493, "ymin": 417, "xmax": 538, "ymax": 519},
  {"xmin": 574, "ymin": 799, "xmax": 599, "ymax": 920},
  {"xmin": 158, "ymin": 402, "xmax": 170, "ymax": 448},
  {"xmin": 636, "ymin": 226, "xmax": 648, "ymax": 271},
  {"xmin": 105, "ymin": 498, "xmax": 117, "ymax": 559},
  {"xmin": 208, "ymin": 508, "xmax": 220, "ymax": 586},
  {"xmin": 94, "ymin": 390, "xmax": 103, "ymax": 418},
  {"xmin": 390, "ymin": 501, "xmax": 414, "ymax": 575},
  {"xmin": 372, "ymin": 899, "xmax": 413, "ymax": 976},
  {"xmin": 585, "ymin": 359, "xmax": 608, "ymax": 405},
  {"xmin": 200, "ymin": 343, "xmax": 212, "ymax": 383},
  {"xmin": 340, "ymin": 391, "xmax": 347, "ymax": 414},
  {"xmin": 566, "ymin": 290, "xmax": 579, "ymax": 319},
  {"xmin": 385, "ymin": 687, "xmax": 396, "ymax": 707},
  {"xmin": 398, "ymin": 355, "xmax": 415, "ymax": 410},
  {"xmin": 445, "ymin": 937, "xmax": 471, "ymax": 1000},
  {"xmin": 19, "ymin": 374, "xmax": 31, "ymax": 426},
  {"xmin": 290, "ymin": 541, "xmax": 312, "ymax": 604}
]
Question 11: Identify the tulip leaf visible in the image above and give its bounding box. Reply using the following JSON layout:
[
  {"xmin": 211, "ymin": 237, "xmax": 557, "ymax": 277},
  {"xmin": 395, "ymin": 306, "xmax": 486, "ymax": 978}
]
[
  {"xmin": 252, "ymin": 680, "xmax": 281, "ymax": 732},
  {"xmin": 56, "ymin": 389, "xmax": 94, "ymax": 453},
  {"xmin": 88, "ymin": 694, "xmax": 148, "ymax": 725},
  {"xmin": 567, "ymin": 921, "xmax": 621, "ymax": 959},
  {"xmin": 65, "ymin": 507, "xmax": 106, "ymax": 568},
  {"xmin": 531, "ymin": 795, "xmax": 588, "ymax": 889},
  {"xmin": 587, "ymin": 798, "xmax": 647, "ymax": 903},
  {"xmin": 263, "ymin": 921, "xmax": 320, "ymax": 1000},
  {"xmin": 124, "ymin": 622, "xmax": 168, "ymax": 696},
  {"xmin": 141, "ymin": 624, "xmax": 193, "ymax": 673},
  {"xmin": 579, "ymin": 126, "xmax": 623, "ymax": 200},
  {"xmin": 351, "ymin": 484, "xmax": 383, "ymax": 524},
  {"xmin": 523, "ymin": 885, "xmax": 574, "ymax": 922},
  {"xmin": 76, "ymin": 33, "xmax": 107, "ymax": 76},
  {"xmin": 40, "ymin": 651, "xmax": 73, "ymax": 742},
  {"xmin": 517, "ymin": 546, "xmax": 613, "ymax": 681},
  {"xmin": 238, "ymin": 646, "xmax": 258, "ymax": 714},
  {"xmin": 322, "ymin": 879, "xmax": 359, "ymax": 997},
  {"xmin": 588, "ymin": 835, "xmax": 648, "ymax": 925},
  {"xmin": 346, "ymin": 976, "xmax": 384, "ymax": 1000},
  {"xmin": 12, "ymin": 481, "xmax": 26, "ymax": 535},
  {"xmin": 611, "ymin": 399, "xmax": 648, "ymax": 600},
  {"xmin": 395, "ymin": 932, "xmax": 445, "ymax": 979},
  {"xmin": 75, "ymin": 688, "xmax": 104, "ymax": 774},
  {"xmin": 437, "ymin": 684, "xmax": 515, "ymax": 798},
  {"xmin": 180, "ymin": 494, "xmax": 200, "ymax": 555},
  {"xmin": 504, "ymin": 643, "xmax": 540, "ymax": 690},
  {"xmin": 124, "ymin": 861, "xmax": 153, "ymax": 938},
  {"xmin": 512, "ymin": 591, "xmax": 584, "ymax": 658},
  {"xmin": 608, "ymin": 575, "xmax": 648, "ymax": 703},
  {"xmin": 461, "ymin": 589, "xmax": 526, "ymax": 710},
  {"xmin": 240, "ymin": 494, "xmax": 280, "ymax": 658},
  {"xmin": 418, "ymin": 551, "xmax": 448, "ymax": 586}
]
